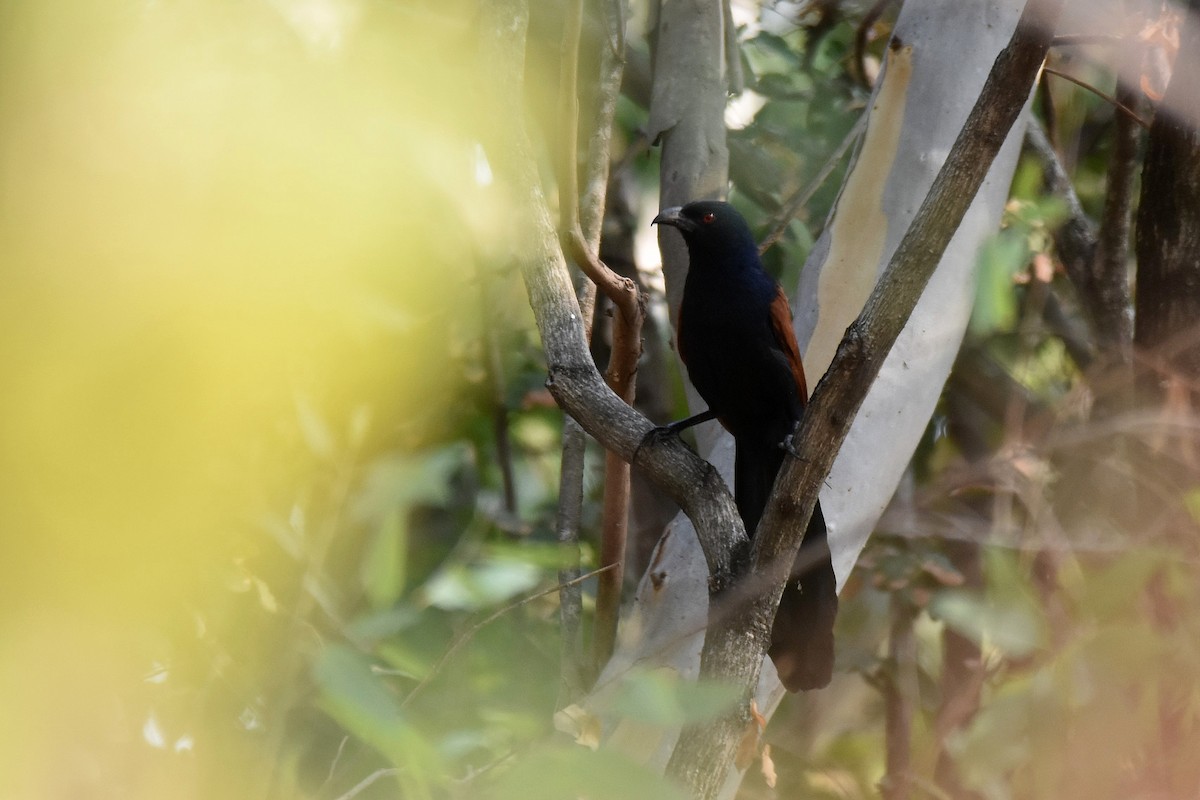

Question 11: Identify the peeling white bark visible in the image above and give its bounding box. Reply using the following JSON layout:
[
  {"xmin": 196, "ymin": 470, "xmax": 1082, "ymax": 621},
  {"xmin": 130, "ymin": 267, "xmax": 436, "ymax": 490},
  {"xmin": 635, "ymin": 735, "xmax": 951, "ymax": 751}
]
[
  {"xmin": 797, "ymin": 0, "xmax": 1033, "ymax": 590},
  {"xmin": 593, "ymin": 0, "xmax": 1039, "ymax": 791}
]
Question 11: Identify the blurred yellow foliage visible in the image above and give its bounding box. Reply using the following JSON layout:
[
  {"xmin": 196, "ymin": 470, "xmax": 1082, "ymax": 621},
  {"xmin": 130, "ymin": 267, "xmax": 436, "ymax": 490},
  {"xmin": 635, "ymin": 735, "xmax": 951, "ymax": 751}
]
[{"xmin": 0, "ymin": 1, "xmax": 507, "ymax": 795}]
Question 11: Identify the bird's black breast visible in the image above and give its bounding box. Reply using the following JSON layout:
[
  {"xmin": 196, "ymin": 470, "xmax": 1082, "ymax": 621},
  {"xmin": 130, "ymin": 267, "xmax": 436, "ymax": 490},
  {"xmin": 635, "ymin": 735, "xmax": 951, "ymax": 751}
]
[{"xmin": 678, "ymin": 270, "xmax": 802, "ymax": 445}]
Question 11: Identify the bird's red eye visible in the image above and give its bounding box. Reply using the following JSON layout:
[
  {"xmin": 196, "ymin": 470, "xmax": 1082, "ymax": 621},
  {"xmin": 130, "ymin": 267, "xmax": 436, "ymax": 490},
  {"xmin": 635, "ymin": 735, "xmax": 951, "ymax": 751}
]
[{"xmin": 702, "ymin": 212, "xmax": 716, "ymax": 224}]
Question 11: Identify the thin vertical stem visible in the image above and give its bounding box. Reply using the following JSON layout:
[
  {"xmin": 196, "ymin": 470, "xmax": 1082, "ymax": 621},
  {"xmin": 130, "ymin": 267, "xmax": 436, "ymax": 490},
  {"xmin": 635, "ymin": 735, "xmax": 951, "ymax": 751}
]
[
  {"xmin": 555, "ymin": 0, "xmax": 635, "ymax": 689},
  {"xmin": 881, "ymin": 595, "xmax": 917, "ymax": 800}
]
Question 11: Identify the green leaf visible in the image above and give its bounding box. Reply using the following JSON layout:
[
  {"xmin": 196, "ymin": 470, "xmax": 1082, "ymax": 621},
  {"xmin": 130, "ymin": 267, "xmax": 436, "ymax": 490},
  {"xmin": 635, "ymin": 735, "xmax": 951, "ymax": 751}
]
[
  {"xmin": 421, "ymin": 557, "xmax": 541, "ymax": 611},
  {"xmin": 950, "ymin": 674, "xmax": 1047, "ymax": 788},
  {"xmin": 930, "ymin": 588, "xmax": 1047, "ymax": 658},
  {"xmin": 362, "ymin": 507, "xmax": 408, "ymax": 607},
  {"xmin": 346, "ymin": 605, "xmax": 424, "ymax": 640},
  {"xmin": 480, "ymin": 745, "xmax": 688, "ymax": 800},
  {"xmin": 353, "ymin": 444, "xmax": 470, "ymax": 523},
  {"xmin": 610, "ymin": 669, "xmax": 742, "ymax": 727},
  {"xmin": 353, "ymin": 444, "xmax": 470, "ymax": 603},
  {"xmin": 756, "ymin": 72, "xmax": 810, "ymax": 98},
  {"xmin": 742, "ymin": 31, "xmax": 801, "ymax": 76},
  {"xmin": 970, "ymin": 230, "xmax": 1027, "ymax": 336},
  {"xmin": 312, "ymin": 645, "xmax": 444, "ymax": 797}
]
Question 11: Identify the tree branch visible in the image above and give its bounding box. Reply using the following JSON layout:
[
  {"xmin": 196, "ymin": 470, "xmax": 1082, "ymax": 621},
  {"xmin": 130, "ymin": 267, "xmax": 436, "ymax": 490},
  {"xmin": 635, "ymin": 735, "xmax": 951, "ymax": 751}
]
[
  {"xmin": 556, "ymin": 287, "xmax": 595, "ymax": 702},
  {"xmin": 1025, "ymin": 118, "xmax": 1105, "ymax": 362},
  {"xmin": 555, "ymin": 0, "xmax": 640, "ymax": 677},
  {"xmin": 404, "ymin": 565, "xmax": 618, "ymax": 710},
  {"xmin": 1089, "ymin": 77, "xmax": 1139, "ymax": 354},
  {"xmin": 881, "ymin": 595, "xmax": 917, "ymax": 800},
  {"xmin": 666, "ymin": 1, "xmax": 1065, "ymax": 794},
  {"xmin": 556, "ymin": 414, "xmax": 589, "ymax": 704},
  {"xmin": 1135, "ymin": 0, "xmax": 1200, "ymax": 383},
  {"xmin": 480, "ymin": 0, "xmax": 748, "ymax": 660},
  {"xmin": 759, "ymin": 111, "xmax": 868, "ymax": 256},
  {"xmin": 1042, "ymin": 67, "xmax": 1151, "ymax": 130}
]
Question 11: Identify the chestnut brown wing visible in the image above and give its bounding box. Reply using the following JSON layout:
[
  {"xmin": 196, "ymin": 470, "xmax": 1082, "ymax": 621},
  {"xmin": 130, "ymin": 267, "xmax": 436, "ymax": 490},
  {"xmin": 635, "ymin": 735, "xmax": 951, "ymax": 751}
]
[{"xmin": 767, "ymin": 285, "xmax": 808, "ymax": 404}]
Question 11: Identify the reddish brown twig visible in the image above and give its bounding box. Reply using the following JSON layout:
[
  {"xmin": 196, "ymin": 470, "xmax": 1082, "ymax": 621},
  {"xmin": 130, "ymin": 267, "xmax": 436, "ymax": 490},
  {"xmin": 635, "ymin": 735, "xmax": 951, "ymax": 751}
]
[
  {"xmin": 759, "ymin": 111, "xmax": 868, "ymax": 255},
  {"xmin": 403, "ymin": 564, "xmax": 619, "ymax": 710},
  {"xmin": 1042, "ymin": 66, "xmax": 1151, "ymax": 130},
  {"xmin": 555, "ymin": 0, "xmax": 641, "ymax": 680}
]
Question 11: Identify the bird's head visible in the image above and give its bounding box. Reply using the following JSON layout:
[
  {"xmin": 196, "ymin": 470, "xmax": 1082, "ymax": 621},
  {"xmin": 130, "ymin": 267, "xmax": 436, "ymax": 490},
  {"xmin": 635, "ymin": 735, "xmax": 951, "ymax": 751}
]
[{"xmin": 652, "ymin": 200, "xmax": 759, "ymax": 264}]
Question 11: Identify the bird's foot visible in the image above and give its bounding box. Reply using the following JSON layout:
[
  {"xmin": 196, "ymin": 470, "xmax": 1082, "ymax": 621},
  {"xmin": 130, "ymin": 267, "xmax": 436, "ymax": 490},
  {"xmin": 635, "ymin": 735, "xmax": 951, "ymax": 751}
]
[
  {"xmin": 632, "ymin": 424, "xmax": 679, "ymax": 465},
  {"xmin": 779, "ymin": 421, "xmax": 803, "ymax": 458},
  {"xmin": 633, "ymin": 410, "xmax": 715, "ymax": 465}
]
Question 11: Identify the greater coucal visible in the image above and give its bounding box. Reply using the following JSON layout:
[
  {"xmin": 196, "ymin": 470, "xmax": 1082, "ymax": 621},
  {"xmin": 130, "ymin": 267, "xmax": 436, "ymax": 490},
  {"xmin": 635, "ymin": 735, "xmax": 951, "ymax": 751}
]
[{"xmin": 653, "ymin": 200, "xmax": 837, "ymax": 691}]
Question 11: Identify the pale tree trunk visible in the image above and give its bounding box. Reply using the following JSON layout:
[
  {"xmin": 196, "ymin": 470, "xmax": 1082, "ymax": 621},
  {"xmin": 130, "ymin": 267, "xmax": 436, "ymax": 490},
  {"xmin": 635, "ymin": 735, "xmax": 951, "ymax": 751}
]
[
  {"xmin": 795, "ymin": 0, "xmax": 1037, "ymax": 590},
  {"xmin": 588, "ymin": 0, "xmax": 1043, "ymax": 793}
]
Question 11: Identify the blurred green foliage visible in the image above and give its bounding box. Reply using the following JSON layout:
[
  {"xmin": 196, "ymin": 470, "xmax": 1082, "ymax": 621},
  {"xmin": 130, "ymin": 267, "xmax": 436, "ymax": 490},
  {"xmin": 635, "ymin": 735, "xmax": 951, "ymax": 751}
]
[{"xmin": 2, "ymin": 2, "xmax": 1197, "ymax": 800}]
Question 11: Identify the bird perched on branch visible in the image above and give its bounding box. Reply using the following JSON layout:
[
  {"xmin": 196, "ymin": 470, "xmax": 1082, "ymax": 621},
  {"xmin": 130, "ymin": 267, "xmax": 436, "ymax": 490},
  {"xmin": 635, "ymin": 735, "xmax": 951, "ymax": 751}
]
[{"xmin": 652, "ymin": 200, "xmax": 837, "ymax": 691}]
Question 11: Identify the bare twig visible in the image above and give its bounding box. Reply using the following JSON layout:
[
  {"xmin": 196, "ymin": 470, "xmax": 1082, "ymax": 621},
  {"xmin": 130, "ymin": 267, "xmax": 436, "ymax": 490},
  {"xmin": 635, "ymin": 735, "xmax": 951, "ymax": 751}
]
[
  {"xmin": 592, "ymin": 315, "xmax": 638, "ymax": 675},
  {"xmin": 1135, "ymin": 0, "xmax": 1200, "ymax": 382},
  {"xmin": 317, "ymin": 735, "xmax": 351, "ymax": 796},
  {"xmin": 557, "ymin": 416, "xmax": 590, "ymax": 703},
  {"xmin": 556, "ymin": 0, "xmax": 586, "ymax": 237},
  {"xmin": 403, "ymin": 564, "xmax": 619, "ymax": 710},
  {"xmin": 759, "ymin": 111, "xmax": 868, "ymax": 255},
  {"xmin": 1025, "ymin": 118, "xmax": 1089, "ymax": 229},
  {"xmin": 485, "ymin": 0, "xmax": 746, "ymax": 622},
  {"xmin": 556, "ymin": 265, "xmax": 598, "ymax": 705},
  {"xmin": 1026, "ymin": 118, "xmax": 1107, "ymax": 365},
  {"xmin": 1036, "ymin": 72, "xmax": 1059, "ymax": 150},
  {"xmin": 1088, "ymin": 79, "xmax": 1140, "ymax": 354},
  {"xmin": 331, "ymin": 768, "xmax": 403, "ymax": 800},
  {"xmin": 667, "ymin": 2, "xmax": 1066, "ymax": 793},
  {"xmin": 262, "ymin": 427, "xmax": 360, "ymax": 798},
  {"xmin": 933, "ymin": 405, "xmax": 987, "ymax": 798},
  {"xmin": 482, "ymin": 279, "xmax": 519, "ymax": 514},
  {"xmin": 1041, "ymin": 287, "xmax": 1096, "ymax": 371},
  {"xmin": 1051, "ymin": 33, "xmax": 1122, "ymax": 47},
  {"xmin": 557, "ymin": 0, "xmax": 640, "ymax": 679},
  {"xmin": 881, "ymin": 595, "xmax": 917, "ymax": 800},
  {"xmin": 1042, "ymin": 66, "xmax": 1151, "ymax": 130}
]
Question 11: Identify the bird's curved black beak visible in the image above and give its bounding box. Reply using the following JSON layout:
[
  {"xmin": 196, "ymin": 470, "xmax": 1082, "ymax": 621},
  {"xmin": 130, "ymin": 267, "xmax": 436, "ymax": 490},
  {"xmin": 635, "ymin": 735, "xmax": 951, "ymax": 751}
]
[{"xmin": 652, "ymin": 206, "xmax": 693, "ymax": 232}]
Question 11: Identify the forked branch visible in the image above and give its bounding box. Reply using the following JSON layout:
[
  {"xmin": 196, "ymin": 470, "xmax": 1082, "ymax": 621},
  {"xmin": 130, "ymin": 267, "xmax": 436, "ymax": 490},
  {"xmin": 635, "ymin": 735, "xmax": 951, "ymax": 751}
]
[{"xmin": 666, "ymin": 1, "xmax": 1067, "ymax": 795}]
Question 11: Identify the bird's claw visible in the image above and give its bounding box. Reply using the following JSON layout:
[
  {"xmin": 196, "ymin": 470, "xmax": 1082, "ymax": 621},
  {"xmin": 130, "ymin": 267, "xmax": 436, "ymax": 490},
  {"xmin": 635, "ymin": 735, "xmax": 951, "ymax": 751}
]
[
  {"xmin": 779, "ymin": 422, "xmax": 803, "ymax": 458},
  {"xmin": 633, "ymin": 425, "xmax": 678, "ymax": 465},
  {"xmin": 779, "ymin": 434, "xmax": 800, "ymax": 458}
]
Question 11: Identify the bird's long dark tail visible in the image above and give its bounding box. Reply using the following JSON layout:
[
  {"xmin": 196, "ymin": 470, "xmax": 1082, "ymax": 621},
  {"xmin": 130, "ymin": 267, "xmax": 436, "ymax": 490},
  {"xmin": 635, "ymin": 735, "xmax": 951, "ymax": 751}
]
[{"xmin": 734, "ymin": 439, "xmax": 838, "ymax": 691}]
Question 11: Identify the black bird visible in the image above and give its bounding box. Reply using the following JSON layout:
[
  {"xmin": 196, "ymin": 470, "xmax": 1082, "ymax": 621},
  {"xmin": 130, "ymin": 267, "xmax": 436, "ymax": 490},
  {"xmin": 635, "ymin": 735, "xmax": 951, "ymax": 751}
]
[{"xmin": 653, "ymin": 200, "xmax": 837, "ymax": 691}]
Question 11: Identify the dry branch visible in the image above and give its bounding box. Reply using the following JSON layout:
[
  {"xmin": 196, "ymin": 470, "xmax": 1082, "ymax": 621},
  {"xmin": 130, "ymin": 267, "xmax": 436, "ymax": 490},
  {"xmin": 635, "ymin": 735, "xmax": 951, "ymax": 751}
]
[
  {"xmin": 666, "ymin": 1, "xmax": 1066, "ymax": 794},
  {"xmin": 555, "ymin": 0, "xmax": 640, "ymax": 677},
  {"xmin": 480, "ymin": 0, "xmax": 748, "ymax": 660},
  {"xmin": 1090, "ymin": 77, "xmax": 1139, "ymax": 353},
  {"xmin": 487, "ymin": 0, "xmax": 1064, "ymax": 795},
  {"xmin": 881, "ymin": 596, "xmax": 917, "ymax": 800},
  {"xmin": 1135, "ymin": 0, "xmax": 1200, "ymax": 382}
]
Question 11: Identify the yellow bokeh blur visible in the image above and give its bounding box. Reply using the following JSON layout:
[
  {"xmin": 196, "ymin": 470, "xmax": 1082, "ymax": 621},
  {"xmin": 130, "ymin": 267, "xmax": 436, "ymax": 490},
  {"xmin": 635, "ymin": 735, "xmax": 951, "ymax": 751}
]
[{"xmin": 0, "ymin": 1, "xmax": 504, "ymax": 795}]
